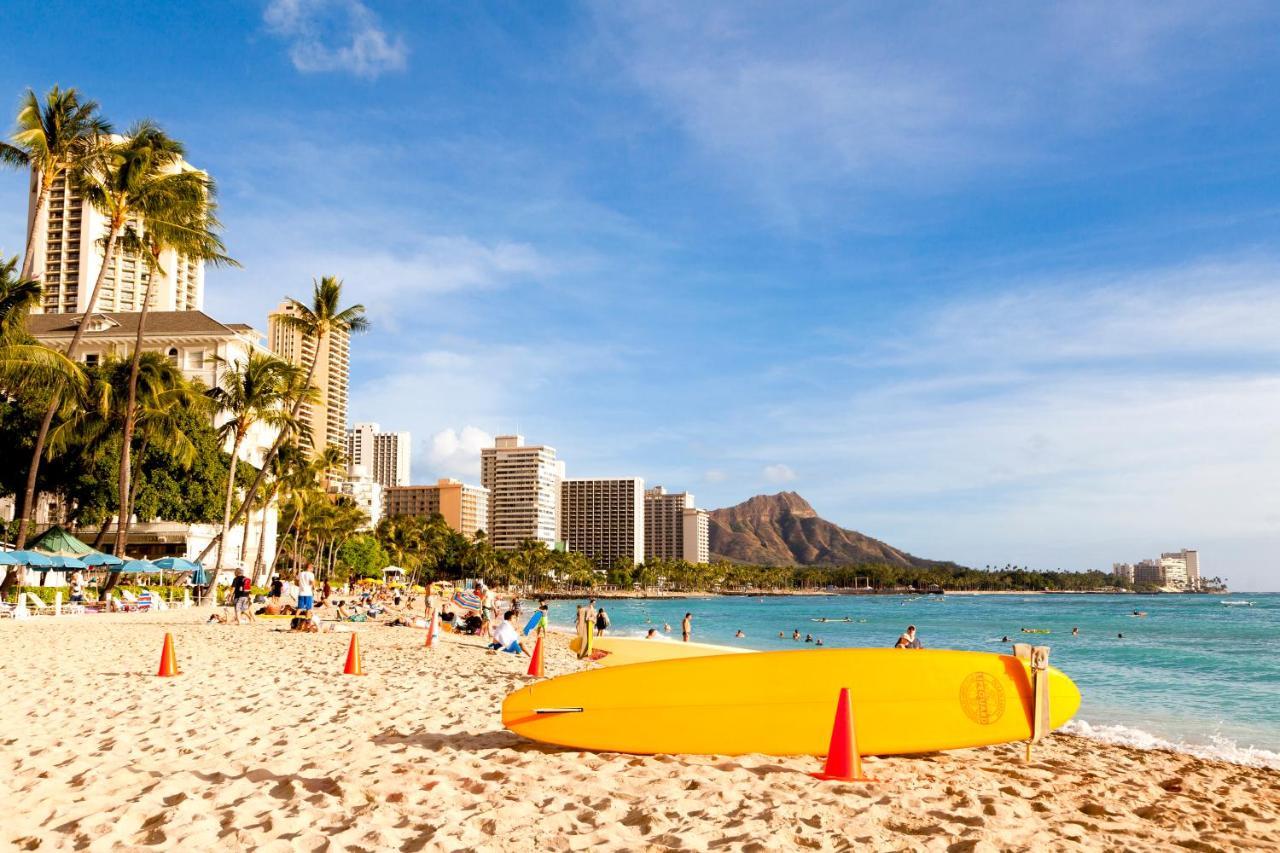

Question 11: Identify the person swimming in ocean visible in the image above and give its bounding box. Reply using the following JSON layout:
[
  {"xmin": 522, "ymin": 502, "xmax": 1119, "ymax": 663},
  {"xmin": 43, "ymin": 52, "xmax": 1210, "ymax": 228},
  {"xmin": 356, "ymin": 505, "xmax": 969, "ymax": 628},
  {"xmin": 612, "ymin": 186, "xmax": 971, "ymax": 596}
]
[
  {"xmin": 1001, "ymin": 635, "xmax": 1009, "ymax": 642},
  {"xmin": 804, "ymin": 633, "xmax": 814, "ymax": 643},
  {"xmin": 734, "ymin": 629, "xmax": 745, "ymax": 638},
  {"xmin": 1072, "ymin": 627, "xmax": 1079, "ymax": 636},
  {"xmin": 815, "ymin": 638, "xmax": 824, "ymax": 646},
  {"xmin": 792, "ymin": 629, "xmax": 801, "ymax": 640}
]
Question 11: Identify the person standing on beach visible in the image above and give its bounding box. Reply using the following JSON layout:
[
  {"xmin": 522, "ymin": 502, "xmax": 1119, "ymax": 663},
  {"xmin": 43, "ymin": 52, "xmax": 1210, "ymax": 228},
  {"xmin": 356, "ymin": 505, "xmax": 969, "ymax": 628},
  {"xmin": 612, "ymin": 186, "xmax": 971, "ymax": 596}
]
[
  {"xmin": 297, "ymin": 564, "xmax": 316, "ymax": 612},
  {"xmin": 69, "ymin": 571, "xmax": 85, "ymax": 605},
  {"xmin": 575, "ymin": 605, "xmax": 590, "ymax": 658},
  {"xmin": 595, "ymin": 607, "xmax": 610, "ymax": 636},
  {"xmin": 585, "ymin": 598, "xmax": 597, "ymax": 625},
  {"xmin": 231, "ymin": 568, "xmax": 253, "ymax": 624},
  {"xmin": 681, "ymin": 612, "xmax": 692, "ymax": 642}
]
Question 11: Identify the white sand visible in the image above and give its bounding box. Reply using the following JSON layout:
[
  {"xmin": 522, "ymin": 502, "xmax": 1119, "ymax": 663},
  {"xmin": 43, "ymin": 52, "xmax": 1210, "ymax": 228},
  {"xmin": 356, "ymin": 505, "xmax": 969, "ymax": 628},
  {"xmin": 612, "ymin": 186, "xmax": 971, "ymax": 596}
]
[{"xmin": 1, "ymin": 609, "xmax": 1276, "ymax": 851}]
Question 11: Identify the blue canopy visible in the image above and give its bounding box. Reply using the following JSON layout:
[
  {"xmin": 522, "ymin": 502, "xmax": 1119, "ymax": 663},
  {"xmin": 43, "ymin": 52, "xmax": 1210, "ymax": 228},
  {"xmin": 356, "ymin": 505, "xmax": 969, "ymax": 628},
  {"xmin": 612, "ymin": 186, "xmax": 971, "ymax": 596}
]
[
  {"xmin": 190, "ymin": 568, "xmax": 210, "ymax": 585},
  {"xmin": 45, "ymin": 555, "xmax": 88, "ymax": 570},
  {"xmin": 82, "ymin": 552, "xmax": 124, "ymax": 567},
  {"xmin": 152, "ymin": 556, "xmax": 201, "ymax": 571},
  {"xmin": 117, "ymin": 559, "xmax": 161, "ymax": 573},
  {"xmin": 0, "ymin": 550, "xmax": 55, "ymax": 567}
]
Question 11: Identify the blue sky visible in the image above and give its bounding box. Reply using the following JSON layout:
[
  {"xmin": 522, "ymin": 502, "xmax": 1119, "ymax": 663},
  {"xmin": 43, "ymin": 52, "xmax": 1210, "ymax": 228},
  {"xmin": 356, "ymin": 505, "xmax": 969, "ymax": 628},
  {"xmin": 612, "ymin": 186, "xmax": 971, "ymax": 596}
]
[{"xmin": 2, "ymin": 1, "xmax": 1278, "ymax": 589}]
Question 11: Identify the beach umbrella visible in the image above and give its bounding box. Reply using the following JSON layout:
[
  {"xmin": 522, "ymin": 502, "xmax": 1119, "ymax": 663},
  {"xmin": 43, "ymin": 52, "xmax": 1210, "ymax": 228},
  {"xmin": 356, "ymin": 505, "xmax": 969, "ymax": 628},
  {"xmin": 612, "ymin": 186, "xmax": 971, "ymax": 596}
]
[
  {"xmin": 81, "ymin": 552, "xmax": 124, "ymax": 568},
  {"xmin": 451, "ymin": 589, "xmax": 482, "ymax": 611},
  {"xmin": 45, "ymin": 555, "xmax": 88, "ymax": 570},
  {"xmin": 152, "ymin": 556, "xmax": 200, "ymax": 572},
  {"xmin": 0, "ymin": 551, "xmax": 23, "ymax": 566},
  {"xmin": 117, "ymin": 559, "xmax": 161, "ymax": 573},
  {"xmin": 190, "ymin": 567, "xmax": 209, "ymax": 585},
  {"xmin": 1, "ymin": 550, "xmax": 55, "ymax": 567}
]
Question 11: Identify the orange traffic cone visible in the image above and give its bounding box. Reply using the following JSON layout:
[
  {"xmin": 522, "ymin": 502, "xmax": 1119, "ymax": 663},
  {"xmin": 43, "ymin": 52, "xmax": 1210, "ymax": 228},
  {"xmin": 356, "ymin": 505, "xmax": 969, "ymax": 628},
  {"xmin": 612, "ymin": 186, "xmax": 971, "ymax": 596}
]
[
  {"xmin": 811, "ymin": 688, "xmax": 873, "ymax": 781},
  {"xmin": 526, "ymin": 634, "xmax": 545, "ymax": 677},
  {"xmin": 343, "ymin": 634, "xmax": 366, "ymax": 675},
  {"xmin": 157, "ymin": 633, "xmax": 180, "ymax": 677}
]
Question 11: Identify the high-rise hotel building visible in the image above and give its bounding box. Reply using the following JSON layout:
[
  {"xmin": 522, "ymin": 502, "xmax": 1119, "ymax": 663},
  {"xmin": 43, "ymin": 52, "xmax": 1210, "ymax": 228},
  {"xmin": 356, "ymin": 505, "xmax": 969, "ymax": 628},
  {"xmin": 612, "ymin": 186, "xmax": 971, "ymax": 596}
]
[
  {"xmin": 267, "ymin": 301, "xmax": 350, "ymax": 456},
  {"xmin": 644, "ymin": 486, "xmax": 710, "ymax": 564},
  {"xmin": 347, "ymin": 422, "xmax": 410, "ymax": 489},
  {"xmin": 480, "ymin": 435, "xmax": 562, "ymax": 550},
  {"xmin": 384, "ymin": 478, "xmax": 489, "ymax": 539},
  {"xmin": 26, "ymin": 148, "xmax": 205, "ymax": 314},
  {"xmin": 561, "ymin": 477, "xmax": 645, "ymax": 570}
]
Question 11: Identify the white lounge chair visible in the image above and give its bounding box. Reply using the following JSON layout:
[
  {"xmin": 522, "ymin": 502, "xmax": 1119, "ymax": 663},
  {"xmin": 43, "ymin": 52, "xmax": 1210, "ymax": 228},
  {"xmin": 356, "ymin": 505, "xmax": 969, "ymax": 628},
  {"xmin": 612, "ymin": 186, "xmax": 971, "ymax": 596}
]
[{"xmin": 21, "ymin": 592, "xmax": 56, "ymax": 616}]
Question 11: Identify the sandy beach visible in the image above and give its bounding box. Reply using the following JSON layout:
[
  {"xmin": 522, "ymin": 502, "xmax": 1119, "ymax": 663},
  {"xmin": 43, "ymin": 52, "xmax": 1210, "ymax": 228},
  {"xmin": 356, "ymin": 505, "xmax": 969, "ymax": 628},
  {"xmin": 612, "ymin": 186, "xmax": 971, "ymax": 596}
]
[{"xmin": 1, "ymin": 609, "xmax": 1275, "ymax": 852}]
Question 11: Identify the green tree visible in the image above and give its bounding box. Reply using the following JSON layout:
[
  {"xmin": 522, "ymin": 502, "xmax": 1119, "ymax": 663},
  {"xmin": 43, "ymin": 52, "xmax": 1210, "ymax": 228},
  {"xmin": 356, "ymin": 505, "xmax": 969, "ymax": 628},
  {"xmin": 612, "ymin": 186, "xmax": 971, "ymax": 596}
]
[
  {"xmin": 196, "ymin": 275, "xmax": 367, "ymax": 564},
  {"xmin": 337, "ymin": 534, "xmax": 390, "ymax": 581}
]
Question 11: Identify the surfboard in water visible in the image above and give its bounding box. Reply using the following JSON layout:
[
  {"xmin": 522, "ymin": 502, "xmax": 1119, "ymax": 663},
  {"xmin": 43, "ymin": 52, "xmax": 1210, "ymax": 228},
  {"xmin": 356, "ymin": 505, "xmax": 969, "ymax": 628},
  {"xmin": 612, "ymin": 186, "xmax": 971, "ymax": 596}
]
[
  {"xmin": 503, "ymin": 647, "xmax": 1080, "ymax": 756},
  {"xmin": 567, "ymin": 635, "xmax": 749, "ymax": 667}
]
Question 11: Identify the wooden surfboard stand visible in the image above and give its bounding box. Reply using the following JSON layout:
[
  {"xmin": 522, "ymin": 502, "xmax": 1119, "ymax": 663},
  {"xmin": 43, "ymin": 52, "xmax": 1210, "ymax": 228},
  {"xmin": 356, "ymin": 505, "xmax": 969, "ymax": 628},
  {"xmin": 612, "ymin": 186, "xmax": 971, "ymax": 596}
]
[{"xmin": 1013, "ymin": 644, "xmax": 1051, "ymax": 763}]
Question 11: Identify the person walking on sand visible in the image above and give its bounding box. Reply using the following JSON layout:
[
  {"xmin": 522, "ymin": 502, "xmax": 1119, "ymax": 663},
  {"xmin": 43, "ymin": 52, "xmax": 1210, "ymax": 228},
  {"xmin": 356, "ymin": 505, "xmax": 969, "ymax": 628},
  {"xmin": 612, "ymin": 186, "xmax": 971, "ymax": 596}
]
[
  {"xmin": 681, "ymin": 612, "xmax": 692, "ymax": 642},
  {"xmin": 231, "ymin": 568, "xmax": 254, "ymax": 625},
  {"xmin": 296, "ymin": 564, "xmax": 316, "ymax": 613},
  {"xmin": 69, "ymin": 570, "xmax": 85, "ymax": 605}
]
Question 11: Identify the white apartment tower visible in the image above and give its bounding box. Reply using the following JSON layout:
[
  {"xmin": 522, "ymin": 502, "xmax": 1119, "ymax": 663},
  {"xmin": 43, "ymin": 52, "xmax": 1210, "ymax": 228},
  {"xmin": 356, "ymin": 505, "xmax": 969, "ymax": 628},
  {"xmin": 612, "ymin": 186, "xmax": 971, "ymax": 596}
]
[
  {"xmin": 267, "ymin": 301, "xmax": 350, "ymax": 457},
  {"xmin": 561, "ymin": 478, "xmax": 645, "ymax": 570},
  {"xmin": 26, "ymin": 153, "xmax": 206, "ymax": 314},
  {"xmin": 644, "ymin": 486, "xmax": 710, "ymax": 564},
  {"xmin": 480, "ymin": 435, "xmax": 563, "ymax": 550},
  {"xmin": 347, "ymin": 422, "xmax": 410, "ymax": 488}
]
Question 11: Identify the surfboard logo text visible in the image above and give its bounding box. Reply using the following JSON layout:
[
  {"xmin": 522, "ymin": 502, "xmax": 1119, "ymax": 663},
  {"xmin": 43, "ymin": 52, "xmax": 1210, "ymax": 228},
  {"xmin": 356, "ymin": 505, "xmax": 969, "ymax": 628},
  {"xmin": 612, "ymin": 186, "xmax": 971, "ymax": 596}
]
[{"xmin": 959, "ymin": 672, "xmax": 1005, "ymax": 726}]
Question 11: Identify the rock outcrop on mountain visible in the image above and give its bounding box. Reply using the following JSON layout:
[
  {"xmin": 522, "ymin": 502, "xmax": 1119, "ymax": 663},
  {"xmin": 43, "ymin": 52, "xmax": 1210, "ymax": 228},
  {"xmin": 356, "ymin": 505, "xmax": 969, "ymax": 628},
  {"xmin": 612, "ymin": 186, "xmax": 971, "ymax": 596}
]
[{"xmin": 708, "ymin": 492, "xmax": 935, "ymax": 567}]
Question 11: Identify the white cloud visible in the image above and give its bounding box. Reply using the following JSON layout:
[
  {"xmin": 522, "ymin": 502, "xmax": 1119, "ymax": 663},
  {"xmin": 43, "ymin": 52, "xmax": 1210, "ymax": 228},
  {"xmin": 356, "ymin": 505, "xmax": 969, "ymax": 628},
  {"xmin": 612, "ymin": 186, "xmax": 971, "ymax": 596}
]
[
  {"xmin": 427, "ymin": 426, "xmax": 493, "ymax": 480},
  {"xmin": 264, "ymin": 0, "xmax": 407, "ymax": 79},
  {"xmin": 762, "ymin": 463, "xmax": 796, "ymax": 484},
  {"xmin": 703, "ymin": 468, "xmax": 727, "ymax": 483}
]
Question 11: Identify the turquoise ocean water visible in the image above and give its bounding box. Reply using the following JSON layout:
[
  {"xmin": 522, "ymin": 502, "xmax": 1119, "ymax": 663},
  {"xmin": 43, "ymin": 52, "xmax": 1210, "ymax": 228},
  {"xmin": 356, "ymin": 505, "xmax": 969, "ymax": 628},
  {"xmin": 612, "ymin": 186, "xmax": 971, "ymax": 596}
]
[{"xmin": 541, "ymin": 592, "xmax": 1280, "ymax": 767}]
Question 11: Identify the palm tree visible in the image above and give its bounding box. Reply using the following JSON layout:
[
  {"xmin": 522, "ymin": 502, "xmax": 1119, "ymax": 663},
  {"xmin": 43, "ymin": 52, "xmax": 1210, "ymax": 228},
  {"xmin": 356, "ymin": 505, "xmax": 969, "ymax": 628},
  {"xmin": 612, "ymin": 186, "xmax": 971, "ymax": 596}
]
[
  {"xmin": 206, "ymin": 352, "xmax": 299, "ymax": 579},
  {"xmin": 252, "ymin": 442, "xmax": 306, "ymax": 585},
  {"xmin": 195, "ymin": 276, "xmax": 367, "ymax": 564},
  {"xmin": 0, "ymin": 255, "xmax": 83, "ymax": 390},
  {"xmin": 113, "ymin": 178, "xmax": 237, "ymax": 560},
  {"xmin": 12, "ymin": 122, "xmax": 200, "ymax": 548},
  {"xmin": 1, "ymin": 86, "xmax": 111, "ymax": 280}
]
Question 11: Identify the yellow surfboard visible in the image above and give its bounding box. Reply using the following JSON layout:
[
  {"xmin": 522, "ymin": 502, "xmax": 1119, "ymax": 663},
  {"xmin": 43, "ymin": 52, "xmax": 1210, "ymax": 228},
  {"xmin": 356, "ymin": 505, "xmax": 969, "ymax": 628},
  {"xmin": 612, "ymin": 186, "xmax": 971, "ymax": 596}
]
[
  {"xmin": 503, "ymin": 648, "xmax": 1080, "ymax": 756},
  {"xmin": 567, "ymin": 635, "xmax": 749, "ymax": 667}
]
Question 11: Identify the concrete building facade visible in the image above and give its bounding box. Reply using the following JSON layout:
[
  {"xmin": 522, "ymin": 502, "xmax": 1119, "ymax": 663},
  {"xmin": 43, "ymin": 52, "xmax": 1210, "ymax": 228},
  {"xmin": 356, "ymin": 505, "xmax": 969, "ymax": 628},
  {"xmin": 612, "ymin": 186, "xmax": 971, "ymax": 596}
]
[
  {"xmin": 26, "ymin": 153, "xmax": 205, "ymax": 315},
  {"xmin": 267, "ymin": 301, "xmax": 350, "ymax": 456},
  {"xmin": 480, "ymin": 435, "xmax": 562, "ymax": 550},
  {"xmin": 338, "ymin": 465, "xmax": 383, "ymax": 530},
  {"xmin": 1111, "ymin": 562, "xmax": 1135, "ymax": 584},
  {"xmin": 643, "ymin": 486, "xmax": 710, "ymax": 564},
  {"xmin": 346, "ymin": 422, "xmax": 410, "ymax": 489},
  {"xmin": 383, "ymin": 479, "xmax": 489, "ymax": 539},
  {"xmin": 561, "ymin": 477, "xmax": 645, "ymax": 570}
]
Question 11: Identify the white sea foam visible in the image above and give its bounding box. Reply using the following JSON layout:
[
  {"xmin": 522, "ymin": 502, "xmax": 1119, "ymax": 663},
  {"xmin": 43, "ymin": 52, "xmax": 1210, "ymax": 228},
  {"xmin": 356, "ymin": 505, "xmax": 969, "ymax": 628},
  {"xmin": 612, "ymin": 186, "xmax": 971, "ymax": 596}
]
[{"xmin": 1064, "ymin": 719, "xmax": 1280, "ymax": 770}]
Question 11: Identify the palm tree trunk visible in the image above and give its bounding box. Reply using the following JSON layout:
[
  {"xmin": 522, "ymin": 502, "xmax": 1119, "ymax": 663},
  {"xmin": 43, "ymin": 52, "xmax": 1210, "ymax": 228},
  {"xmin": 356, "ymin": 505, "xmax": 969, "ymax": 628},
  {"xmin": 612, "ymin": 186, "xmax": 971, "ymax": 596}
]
[
  {"xmin": 20, "ymin": 180, "xmax": 51, "ymax": 281},
  {"xmin": 252, "ymin": 491, "xmax": 273, "ymax": 586},
  {"xmin": 216, "ymin": 431, "xmax": 245, "ymax": 578},
  {"xmin": 113, "ymin": 272, "xmax": 156, "ymax": 558},
  {"xmin": 91, "ymin": 520, "xmax": 110, "ymax": 549},
  {"xmin": 11, "ymin": 225, "xmax": 121, "ymax": 569},
  {"xmin": 239, "ymin": 492, "xmax": 254, "ymax": 576},
  {"xmin": 194, "ymin": 335, "xmax": 323, "ymax": 565}
]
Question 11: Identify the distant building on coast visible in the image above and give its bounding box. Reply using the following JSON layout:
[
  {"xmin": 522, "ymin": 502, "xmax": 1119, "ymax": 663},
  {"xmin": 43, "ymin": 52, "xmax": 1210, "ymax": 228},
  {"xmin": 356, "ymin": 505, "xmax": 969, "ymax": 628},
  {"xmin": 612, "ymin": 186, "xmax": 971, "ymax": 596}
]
[
  {"xmin": 346, "ymin": 422, "xmax": 410, "ymax": 489},
  {"xmin": 561, "ymin": 477, "xmax": 645, "ymax": 570},
  {"xmin": 267, "ymin": 301, "xmax": 349, "ymax": 458},
  {"xmin": 1115, "ymin": 549, "xmax": 1201, "ymax": 590},
  {"xmin": 25, "ymin": 145, "xmax": 206, "ymax": 314},
  {"xmin": 643, "ymin": 486, "xmax": 710, "ymax": 564},
  {"xmin": 480, "ymin": 435, "xmax": 563, "ymax": 550},
  {"xmin": 383, "ymin": 479, "xmax": 489, "ymax": 539}
]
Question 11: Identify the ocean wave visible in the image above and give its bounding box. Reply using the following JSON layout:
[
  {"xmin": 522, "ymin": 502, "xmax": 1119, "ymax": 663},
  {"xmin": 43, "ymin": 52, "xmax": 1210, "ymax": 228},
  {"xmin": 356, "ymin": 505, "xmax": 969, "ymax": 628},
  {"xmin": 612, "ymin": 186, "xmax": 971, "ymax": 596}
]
[{"xmin": 1064, "ymin": 719, "xmax": 1280, "ymax": 770}]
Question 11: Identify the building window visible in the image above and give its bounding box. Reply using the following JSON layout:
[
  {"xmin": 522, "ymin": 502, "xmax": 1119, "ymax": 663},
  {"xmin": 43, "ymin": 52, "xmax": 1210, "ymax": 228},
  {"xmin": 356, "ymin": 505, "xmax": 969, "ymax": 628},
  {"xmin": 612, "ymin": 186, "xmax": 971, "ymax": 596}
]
[{"xmin": 167, "ymin": 347, "xmax": 179, "ymax": 366}]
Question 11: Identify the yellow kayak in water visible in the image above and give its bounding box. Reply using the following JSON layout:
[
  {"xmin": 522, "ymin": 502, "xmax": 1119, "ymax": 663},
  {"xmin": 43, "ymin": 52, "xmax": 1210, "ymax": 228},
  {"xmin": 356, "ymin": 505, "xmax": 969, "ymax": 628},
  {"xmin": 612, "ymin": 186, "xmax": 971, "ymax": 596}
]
[
  {"xmin": 567, "ymin": 635, "xmax": 749, "ymax": 667},
  {"xmin": 503, "ymin": 648, "xmax": 1080, "ymax": 756}
]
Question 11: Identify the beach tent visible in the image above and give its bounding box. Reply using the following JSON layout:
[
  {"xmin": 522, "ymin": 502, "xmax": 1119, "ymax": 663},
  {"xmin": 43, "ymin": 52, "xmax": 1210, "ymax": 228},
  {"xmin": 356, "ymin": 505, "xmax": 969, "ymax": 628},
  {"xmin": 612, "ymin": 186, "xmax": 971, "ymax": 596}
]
[{"xmin": 27, "ymin": 525, "xmax": 96, "ymax": 558}]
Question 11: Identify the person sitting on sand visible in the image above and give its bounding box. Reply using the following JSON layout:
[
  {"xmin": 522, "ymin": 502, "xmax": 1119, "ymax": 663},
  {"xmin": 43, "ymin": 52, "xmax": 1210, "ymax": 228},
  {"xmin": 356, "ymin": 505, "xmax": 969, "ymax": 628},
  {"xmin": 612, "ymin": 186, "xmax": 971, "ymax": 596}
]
[
  {"xmin": 487, "ymin": 611, "xmax": 528, "ymax": 655},
  {"xmin": 895, "ymin": 625, "xmax": 922, "ymax": 649}
]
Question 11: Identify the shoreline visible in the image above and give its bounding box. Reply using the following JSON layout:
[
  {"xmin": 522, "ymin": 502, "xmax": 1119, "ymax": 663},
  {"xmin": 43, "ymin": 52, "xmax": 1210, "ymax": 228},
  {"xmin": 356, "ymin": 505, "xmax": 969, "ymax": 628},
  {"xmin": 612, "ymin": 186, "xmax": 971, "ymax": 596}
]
[{"xmin": 1, "ymin": 610, "xmax": 1275, "ymax": 850}]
